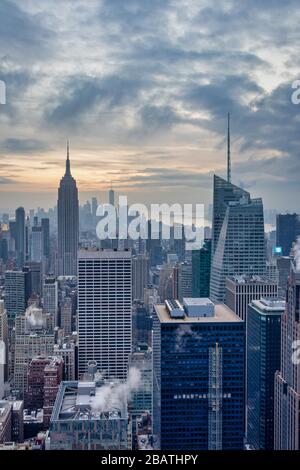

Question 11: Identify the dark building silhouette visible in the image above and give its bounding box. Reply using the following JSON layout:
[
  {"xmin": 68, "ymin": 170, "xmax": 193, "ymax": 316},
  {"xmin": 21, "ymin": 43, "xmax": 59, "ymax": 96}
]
[{"xmin": 57, "ymin": 143, "xmax": 79, "ymax": 276}]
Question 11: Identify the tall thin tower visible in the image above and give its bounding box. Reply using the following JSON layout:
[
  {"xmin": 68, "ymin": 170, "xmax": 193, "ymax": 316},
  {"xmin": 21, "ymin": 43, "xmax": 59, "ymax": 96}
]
[
  {"xmin": 57, "ymin": 142, "xmax": 79, "ymax": 276},
  {"xmin": 227, "ymin": 112, "xmax": 231, "ymax": 183}
]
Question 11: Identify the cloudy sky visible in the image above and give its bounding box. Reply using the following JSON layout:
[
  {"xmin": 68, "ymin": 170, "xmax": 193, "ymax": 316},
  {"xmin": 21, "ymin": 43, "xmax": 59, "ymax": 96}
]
[{"xmin": 0, "ymin": 0, "xmax": 299, "ymax": 212}]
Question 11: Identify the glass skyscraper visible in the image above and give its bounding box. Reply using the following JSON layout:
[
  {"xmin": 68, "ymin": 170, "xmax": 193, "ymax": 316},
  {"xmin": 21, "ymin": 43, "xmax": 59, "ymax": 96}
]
[
  {"xmin": 247, "ymin": 298, "xmax": 285, "ymax": 449},
  {"xmin": 153, "ymin": 298, "xmax": 245, "ymax": 450},
  {"xmin": 274, "ymin": 262, "xmax": 300, "ymax": 449},
  {"xmin": 192, "ymin": 238, "xmax": 211, "ymax": 298},
  {"xmin": 210, "ymin": 175, "xmax": 266, "ymax": 302}
]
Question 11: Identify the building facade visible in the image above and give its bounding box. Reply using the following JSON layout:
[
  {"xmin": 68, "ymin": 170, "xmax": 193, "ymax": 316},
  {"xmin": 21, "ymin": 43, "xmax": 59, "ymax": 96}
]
[
  {"xmin": 78, "ymin": 249, "xmax": 132, "ymax": 379},
  {"xmin": 210, "ymin": 175, "xmax": 266, "ymax": 302},
  {"xmin": 225, "ymin": 275, "xmax": 278, "ymax": 321},
  {"xmin": 247, "ymin": 298, "xmax": 285, "ymax": 449},
  {"xmin": 274, "ymin": 263, "xmax": 300, "ymax": 449},
  {"xmin": 153, "ymin": 298, "xmax": 245, "ymax": 450},
  {"xmin": 57, "ymin": 145, "xmax": 79, "ymax": 276}
]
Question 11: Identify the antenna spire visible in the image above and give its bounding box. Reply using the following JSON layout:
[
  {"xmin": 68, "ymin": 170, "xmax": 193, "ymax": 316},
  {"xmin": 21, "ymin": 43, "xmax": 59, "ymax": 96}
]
[
  {"xmin": 227, "ymin": 113, "xmax": 231, "ymax": 183},
  {"xmin": 65, "ymin": 140, "xmax": 71, "ymax": 176}
]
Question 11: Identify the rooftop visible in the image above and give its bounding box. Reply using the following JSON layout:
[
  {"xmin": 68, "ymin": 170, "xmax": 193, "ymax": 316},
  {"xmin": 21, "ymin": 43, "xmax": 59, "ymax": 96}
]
[
  {"xmin": 155, "ymin": 301, "xmax": 242, "ymax": 324},
  {"xmin": 51, "ymin": 380, "xmax": 128, "ymax": 422},
  {"xmin": 227, "ymin": 274, "xmax": 276, "ymax": 285},
  {"xmin": 251, "ymin": 298, "xmax": 286, "ymax": 313},
  {"xmin": 78, "ymin": 249, "xmax": 131, "ymax": 260}
]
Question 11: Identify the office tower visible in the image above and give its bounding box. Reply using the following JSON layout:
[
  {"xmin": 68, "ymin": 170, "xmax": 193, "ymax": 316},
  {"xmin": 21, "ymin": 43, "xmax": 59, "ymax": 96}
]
[
  {"xmin": 27, "ymin": 356, "xmax": 51, "ymax": 410},
  {"xmin": 144, "ymin": 287, "xmax": 160, "ymax": 314},
  {"xmin": 91, "ymin": 197, "xmax": 98, "ymax": 218},
  {"xmin": 0, "ymin": 238, "xmax": 8, "ymax": 264},
  {"xmin": 53, "ymin": 342, "xmax": 76, "ymax": 381},
  {"xmin": 153, "ymin": 298, "xmax": 245, "ymax": 450},
  {"xmin": 43, "ymin": 277, "xmax": 58, "ymax": 326},
  {"xmin": 109, "ymin": 186, "xmax": 115, "ymax": 206},
  {"xmin": 132, "ymin": 254, "xmax": 149, "ymax": 301},
  {"xmin": 5, "ymin": 270, "xmax": 25, "ymax": 324},
  {"xmin": 0, "ymin": 401, "xmax": 11, "ymax": 443},
  {"xmin": 57, "ymin": 143, "xmax": 79, "ymax": 276},
  {"xmin": 225, "ymin": 275, "xmax": 278, "ymax": 321},
  {"xmin": 50, "ymin": 379, "xmax": 129, "ymax": 450},
  {"xmin": 274, "ymin": 262, "xmax": 300, "ymax": 449},
  {"xmin": 23, "ymin": 261, "xmax": 42, "ymax": 301},
  {"xmin": 147, "ymin": 220, "xmax": 163, "ymax": 267},
  {"xmin": 15, "ymin": 207, "xmax": 26, "ymax": 268},
  {"xmin": 276, "ymin": 256, "xmax": 292, "ymax": 296},
  {"xmin": 276, "ymin": 213, "xmax": 300, "ymax": 256},
  {"xmin": 192, "ymin": 238, "xmax": 211, "ymax": 298},
  {"xmin": 247, "ymin": 298, "xmax": 285, "ymax": 450},
  {"xmin": 41, "ymin": 218, "xmax": 50, "ymax": 261},
  {"xmin": 210, "ymin": 175, "xmax": 266, "ymax": 302},
  {"xmin": 172, "ymin": 261, "xmax": 192, "ymax": 302},
  {"xmin": 0, "ymin": 301, "xmax": 8, "ymax": 383},
  {"xmin": 13, "ymin": 306, "xmax": 54, "ymax": 398},
  {"xmin": 43, "ymin": 357, "xmax": 64, "ymax": 427},
  {"xmin": 266, "ymin": 260, "xmax": 278, "ymax": 283},
  {"xmin": 78, "ymin": 249, "xmax": 132, "ymax": 379},
  {"xmin": 60, "ymin": 296, "xmax": 72, "ymax": 336},
  {"xmin": 30, "ymin": 219, "xmax": 43, "ymax": 262},
  {"xmin": 128, "ymin": 350, "xmax": 152, "ymax": 447},
  {"xmin": 132, "ymin": 302, "xmax": 152, "ymax": 348},
  {"xmin": 9, "ymin": 400, "xmax": 24, "ymax": 443},
  {"xmin": 158, "ymin": 264, "xmax": 173, "ymax": 302}
]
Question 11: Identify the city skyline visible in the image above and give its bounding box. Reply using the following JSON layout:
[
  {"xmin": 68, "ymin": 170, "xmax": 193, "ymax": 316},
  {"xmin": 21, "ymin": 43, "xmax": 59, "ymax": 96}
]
[{"xmin": 0, "ymin": 1, "xmax": 300, "ymax": 212}]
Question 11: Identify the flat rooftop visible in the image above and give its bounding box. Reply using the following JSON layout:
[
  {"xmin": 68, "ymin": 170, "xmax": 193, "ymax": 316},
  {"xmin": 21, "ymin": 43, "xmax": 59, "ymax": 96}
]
[
  {"xmin": 227, "ymin": 274, "xmax": 276, "ymax": 284},
  {"xmin": 155, "ymin": 302, "xmax": 242, "ymax": 324},
  {"xmin": 52, "ymin": 380, "xmax": 128, "ymax": 422},
  {"xmin": 78, "ymin": 249, "xmax": 131, "ymax": 260},
  {"xmin": 251, "ymin": 298, "xmax": 286, "ymax": 313}
]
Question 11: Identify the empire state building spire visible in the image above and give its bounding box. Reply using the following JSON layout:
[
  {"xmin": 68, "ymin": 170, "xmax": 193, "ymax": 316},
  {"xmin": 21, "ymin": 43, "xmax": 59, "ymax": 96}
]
[
  {"xmin": 227, "ymin": 112, "xmax": 231, "ymax": 183},
  {"xmin": 65, "ymin": 140, "xmax": 71, "ymax": 176},
  {"xmin": 57, "ymin": 141, "xmax": 79, "ymax": 276}
]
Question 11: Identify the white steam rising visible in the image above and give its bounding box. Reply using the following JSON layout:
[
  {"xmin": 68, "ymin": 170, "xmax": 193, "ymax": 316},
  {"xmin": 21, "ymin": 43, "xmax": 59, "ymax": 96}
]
[
  {"xmin": 294, "ymin": 237, "xmax": 300, "ymax": 271},
  {"xmin": 90, "ymin": 367, "xmax": 141, "ymax": 413}
]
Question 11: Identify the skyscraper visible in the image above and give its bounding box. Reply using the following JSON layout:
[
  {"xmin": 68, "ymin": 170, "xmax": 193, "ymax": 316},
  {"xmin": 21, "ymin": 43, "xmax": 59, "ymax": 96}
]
[
  {"xmin": 132, "ymin": 254, "xmax": 149, "ymax": 301},
  {"xmin": 57, "ymin": 143, "xmax": 79, "ymax": 276},
  {"xmin": 276, "ymin": 213, "xmax": 300, "ymax": 256},
  {"xmin": 210, "ymin": 175, "xmax": 266, "ymax": 302},
  {"xmin": 5, "ymin": 270, "xmax": 26, "ymax": 324},
  {"xmin": 274, "ymin": 262, "xmax": 300, "ymax": 449},
  {"xmin": 43, "ymin": 277, "xmax": 58, "ymax": 327},
  {"xmin": 225, "ymin": 275, "xmax": 278, "ymax": 321},
  {"xmin": 30, "ymin": 222, "xmax": 43, "ymax": 263},
  {"xmin": 192, "ymin": 238, "xmax": 212, "ymax": 298},
  {"xmin": 78, "ymin": 249, "xmax": 132, "ymax": 379},
  {"xmin": 172, "ymin": 261, "xmax": 192, "ymax": 301},
  {"xmin": 247, "ymin": 298, "xmax": 285, "ymax": 449},
  {"xmin": 15, "ymin": 207, "xmax": 25, "ymax": 268},
  {"xmin": 41, "ymin": 218, "xmax": 50, "ymax": 267},
  {"xmin": 153, "ymin": 298, "xmax": 245, "ymax": 450},
  {"xmin": 109, "ymin": 186, "xmax": 115, "ymax": 207}
]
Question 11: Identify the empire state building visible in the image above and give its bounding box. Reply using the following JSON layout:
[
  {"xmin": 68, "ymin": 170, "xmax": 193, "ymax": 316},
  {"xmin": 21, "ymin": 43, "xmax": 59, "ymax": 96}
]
[{"xmin": 57, "ymin": 143, "xmax": 79, "ymax": 276}]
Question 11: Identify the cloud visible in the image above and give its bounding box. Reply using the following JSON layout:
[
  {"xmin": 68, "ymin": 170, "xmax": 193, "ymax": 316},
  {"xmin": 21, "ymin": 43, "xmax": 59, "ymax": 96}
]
[
  {"xmin": 2, "ymin": 138, "xmax": 49, "ymax": 154},
  {"xmin": 0, "ymin": 0, "xmax": 299, "ymax": 211}
]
